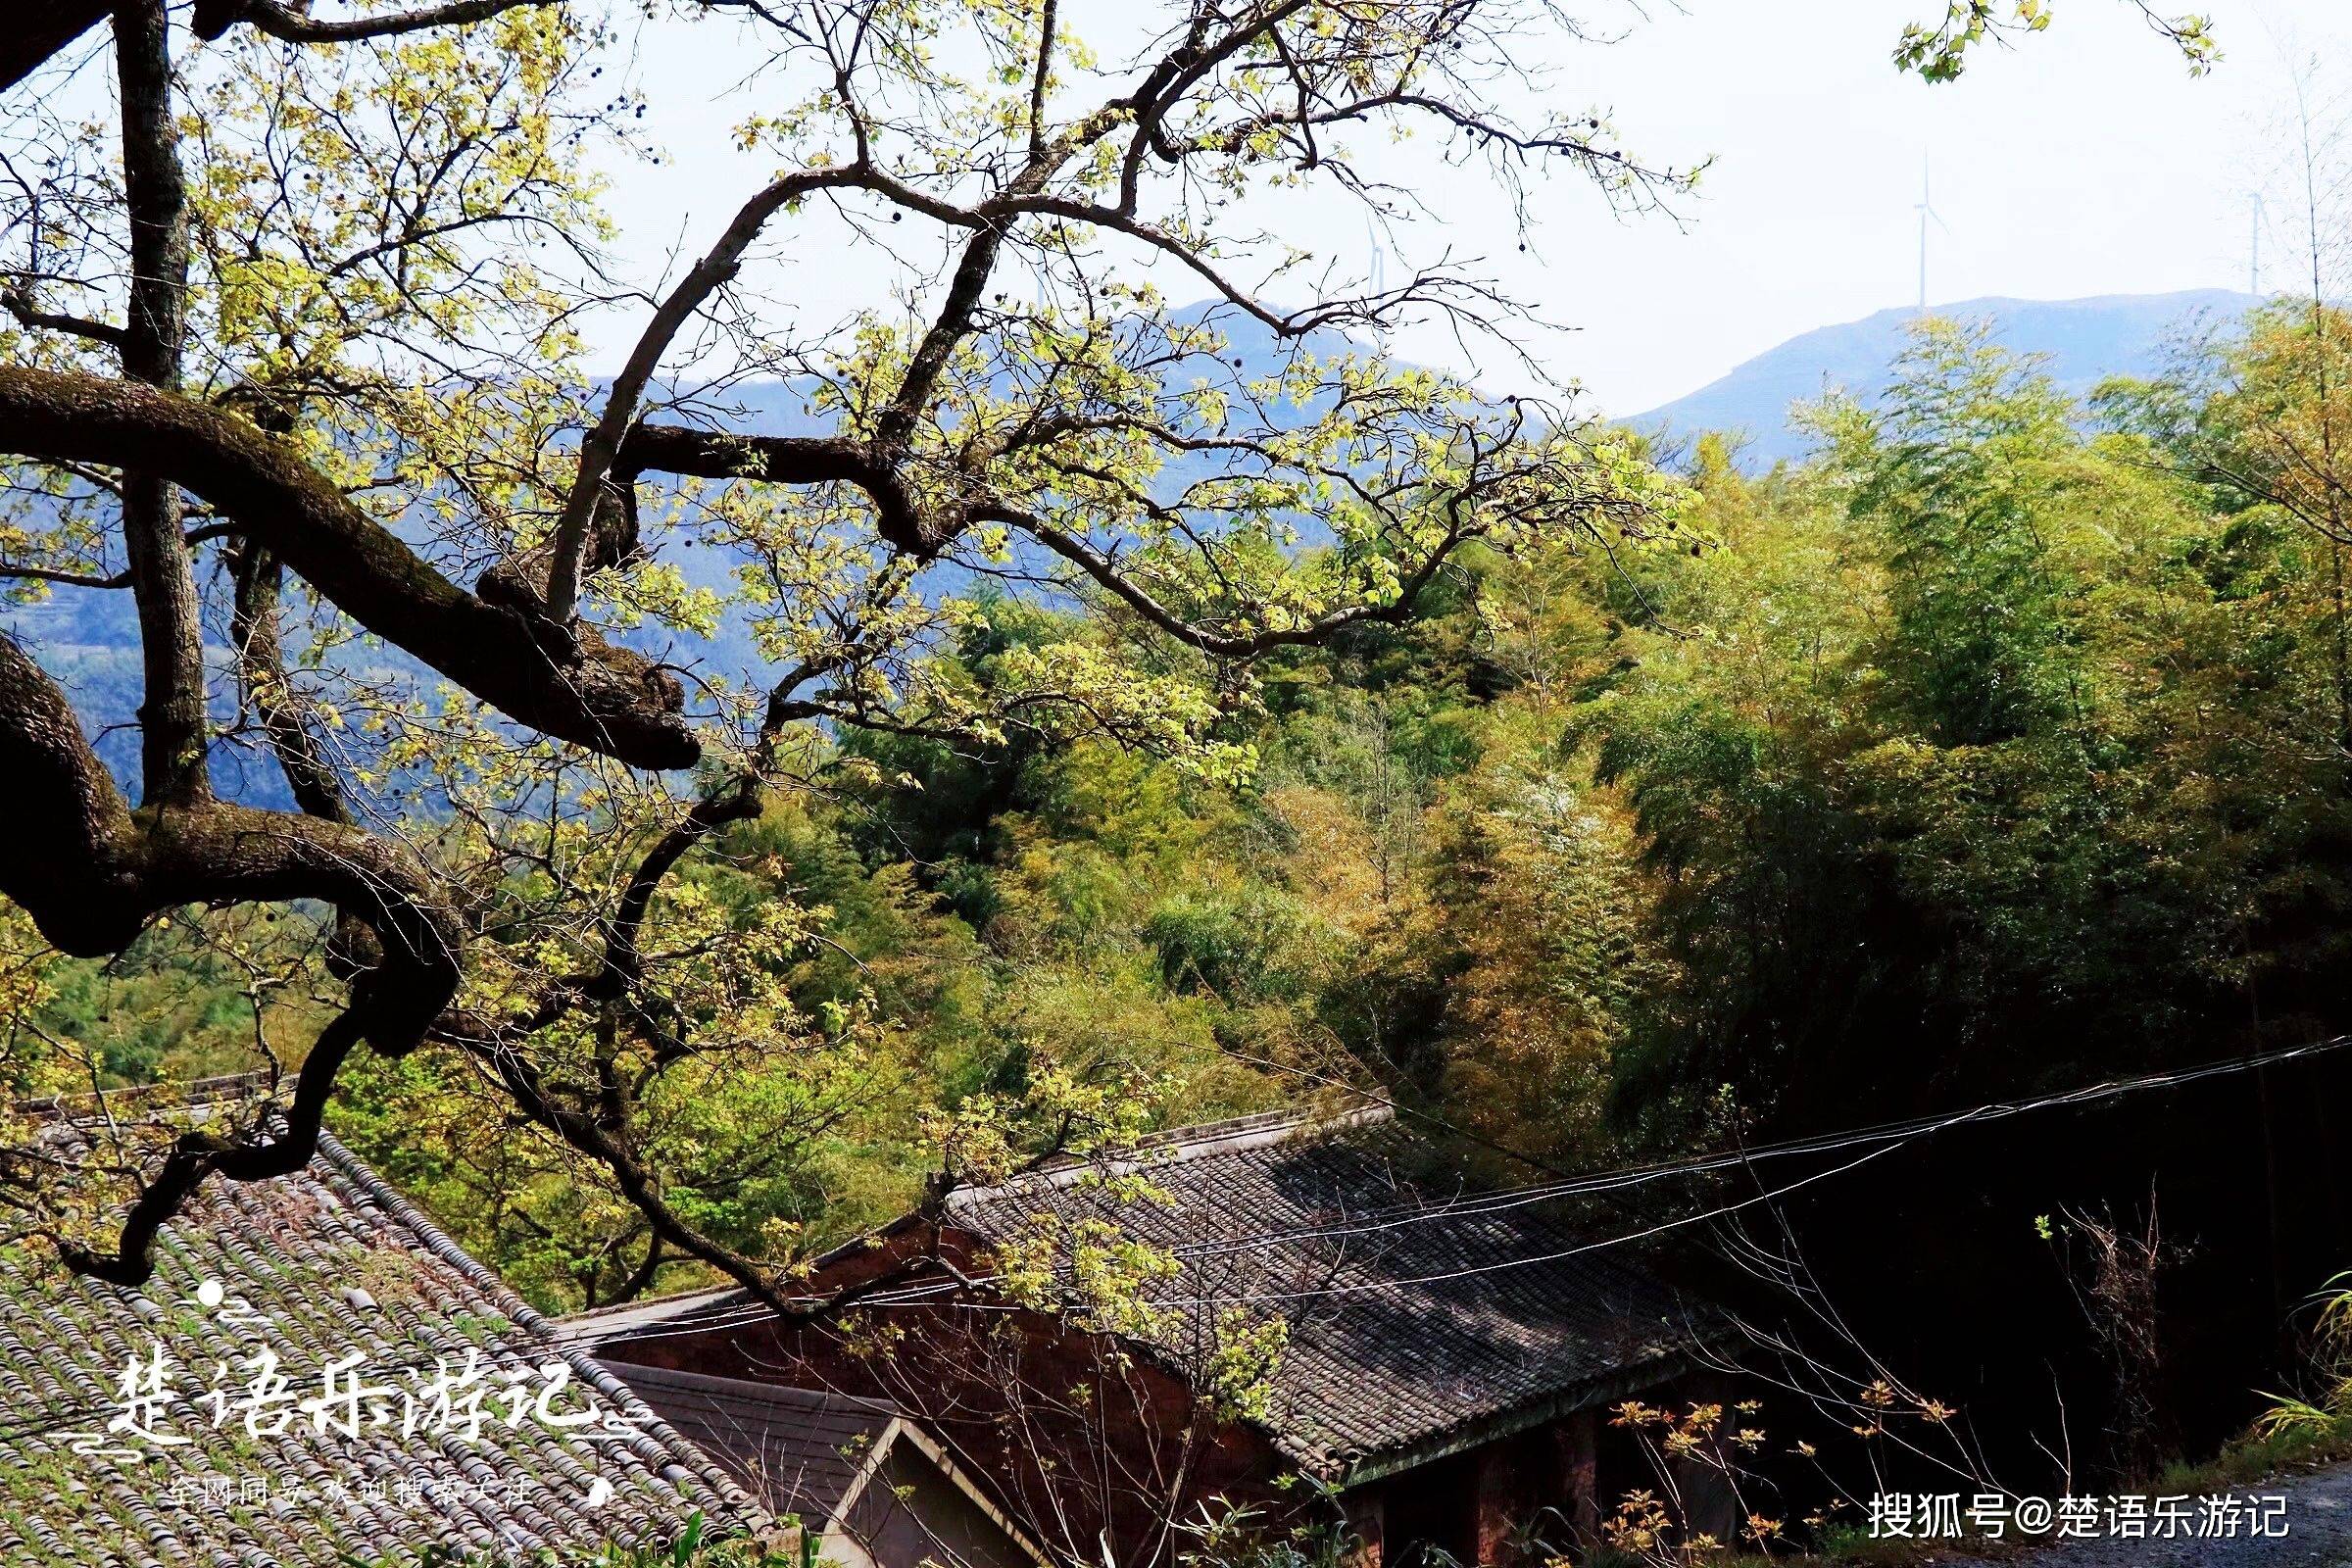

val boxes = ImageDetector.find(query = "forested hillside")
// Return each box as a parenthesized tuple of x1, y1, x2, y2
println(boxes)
(8, 0, 2343, 1541)
(36, 297, 2352, 1487)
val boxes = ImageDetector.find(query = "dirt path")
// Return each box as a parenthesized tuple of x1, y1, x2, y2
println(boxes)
(1931, 1465, 2352, 1567)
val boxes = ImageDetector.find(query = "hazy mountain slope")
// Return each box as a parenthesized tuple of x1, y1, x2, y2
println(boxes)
(1627, 289, 2258, 466)
(3, 306, 1358, 802)
(19, 293, 2258, 797)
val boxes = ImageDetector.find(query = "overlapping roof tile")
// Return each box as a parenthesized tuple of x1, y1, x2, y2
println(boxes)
(0, 1098, 769, 1566)
(941, 1106, 1717, 1477)
(605, 1366, 890, 1526)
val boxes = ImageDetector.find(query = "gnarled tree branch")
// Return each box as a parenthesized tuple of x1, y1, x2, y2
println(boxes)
(0, 634, 465, 1283)
(617, 420, 946, 556)
(0, 367, 700, 769)
(190, 0, 557, 44)
(2, 0, 561, 96)
(543, 165, 869, 623)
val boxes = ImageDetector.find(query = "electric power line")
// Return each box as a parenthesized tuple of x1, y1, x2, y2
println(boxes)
(10, 1037, 2341, 1449)
(546, 1035, 2352, 1339)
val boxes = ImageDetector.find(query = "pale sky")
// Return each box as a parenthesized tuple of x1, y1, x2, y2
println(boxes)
(588, 0, 2350, 417)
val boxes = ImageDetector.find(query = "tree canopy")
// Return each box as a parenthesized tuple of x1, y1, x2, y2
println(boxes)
(0, 0, 1706, 1299)
(0, 0, 2225, 1315)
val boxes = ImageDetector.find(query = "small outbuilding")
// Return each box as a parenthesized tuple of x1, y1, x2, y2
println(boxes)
(600, 1363, 1051, 1568)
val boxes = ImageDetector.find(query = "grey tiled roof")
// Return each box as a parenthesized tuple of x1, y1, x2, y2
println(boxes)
(0, 1104, 769, 1566)
(942, 1106, 1716, 1478)
(607, 1366, 892, 1525)
(556, 1286, 745, 1348)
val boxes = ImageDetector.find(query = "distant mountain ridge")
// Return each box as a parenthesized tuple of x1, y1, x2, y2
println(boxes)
(14, 292, 2264, 801)
(4, 304, 1361, 804)
(1626, 289, 2260, 467)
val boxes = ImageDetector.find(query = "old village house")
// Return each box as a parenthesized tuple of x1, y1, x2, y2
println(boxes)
(575, 1104, 1731, 1568)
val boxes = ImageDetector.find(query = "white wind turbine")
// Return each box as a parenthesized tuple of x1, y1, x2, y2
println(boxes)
(2249, 190, 2267, 298)
(1916, 157, 1952, 312)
